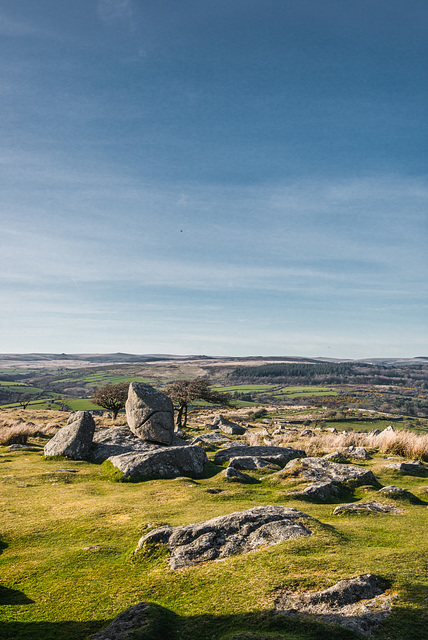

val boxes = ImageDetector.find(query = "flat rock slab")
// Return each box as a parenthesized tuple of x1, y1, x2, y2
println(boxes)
(87, 602, 151, 640)
(91, 427, 160, 462)
(44, 411, 95, 460)
(279, 457, 377, 486)
(108, 445, 208, 479)
(190, 433, 230, 445)
(275, 574, 396, 635)
(134, 505, 314, 570)
(229, 455, 284, 470)
(91, 427, 206, 479)
(214, 446, 306, 466)
(333, 501, 403, 515)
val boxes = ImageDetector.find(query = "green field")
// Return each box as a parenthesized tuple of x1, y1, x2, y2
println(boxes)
(0, 440, 427, 640)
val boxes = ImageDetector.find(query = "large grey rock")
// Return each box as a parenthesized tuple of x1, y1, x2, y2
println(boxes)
(134, 505, 314, 570)
(333, 501, 403, 515)
(91, 426, 206, 479)
(44, 411, 95, 460)
(91, 426, 159, 462)
(125, 382, 174, 445)
(214, 446, 305, 466)
(278, 457, 377, 486)
(108, 445, 208, 479)
(275, 574, 396, 635)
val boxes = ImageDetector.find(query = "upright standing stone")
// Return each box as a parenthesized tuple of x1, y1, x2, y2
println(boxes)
(44, 411, 95, 459)
(126, 382, 174, 445)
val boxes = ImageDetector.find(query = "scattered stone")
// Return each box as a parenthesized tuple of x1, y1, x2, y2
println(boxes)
(214, 446, 305, 466)
(326, 427, 338, 433)
(369, 429, 381, 436)
(134, 505, 314, 570)
(206, 488, 223, 494)
(378, 485, 407, 496)
(275, 457, 377, 487)
(190, 433, 230, 445)
(383, 425, 395, 433)
(300, 429, 314, 437)
(322, 451, 347, 462)
(44, 411, 95, 460)
(275, 574, 396, 635)
(384, 460, 427, 474)
(289, 481, 340, 501)
(44, 469, 79, 474)
(228, 455, 284, 470)
(125, 382, 174, 445)
(87, 602, 151, 640)
(7, 444, 30, 450)
(342, 446, 370, 460)
(213, 415, 247, 435)
(223, 467, 253, 483)
(82, 545, 101, 551)
(333, 501, 403, 515)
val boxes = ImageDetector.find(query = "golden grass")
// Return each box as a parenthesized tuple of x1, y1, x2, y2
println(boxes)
(248, 427, 428, 461)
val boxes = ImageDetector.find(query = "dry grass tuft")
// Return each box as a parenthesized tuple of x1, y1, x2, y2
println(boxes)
(249, 427, 428, 461)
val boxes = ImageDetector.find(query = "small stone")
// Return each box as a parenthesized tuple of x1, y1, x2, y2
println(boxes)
(333, 501, 403, 515)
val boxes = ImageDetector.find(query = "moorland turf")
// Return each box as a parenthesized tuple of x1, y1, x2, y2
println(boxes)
(1, 422, 428, 640)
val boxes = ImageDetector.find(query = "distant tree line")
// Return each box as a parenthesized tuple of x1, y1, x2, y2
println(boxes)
(229, 363, 428, 388)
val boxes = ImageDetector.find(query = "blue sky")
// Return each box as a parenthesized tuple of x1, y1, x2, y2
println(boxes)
(0, 0, 427, 358)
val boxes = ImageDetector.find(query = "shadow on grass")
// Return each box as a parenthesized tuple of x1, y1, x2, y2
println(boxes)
(0, 586, 34, 606)
(2, 601, 427, 640)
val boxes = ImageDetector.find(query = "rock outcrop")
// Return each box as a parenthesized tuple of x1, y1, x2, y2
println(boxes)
(214, 446, 306, 467)
(125, 382, 174, 445)
(91, 426, 207, 479)
(277, 457, 377, 486)
(44, 411, 95, 460)
(108, 445, 207, 480)
(275, 574, 396, 635)
(134, 505, 314, 569)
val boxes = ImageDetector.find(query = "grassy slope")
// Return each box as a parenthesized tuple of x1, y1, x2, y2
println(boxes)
(1, 436, 428, 640)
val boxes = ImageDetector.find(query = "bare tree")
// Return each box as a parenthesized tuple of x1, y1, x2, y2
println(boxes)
(93, 383, 129, 420)
(165, 378, 231, 429)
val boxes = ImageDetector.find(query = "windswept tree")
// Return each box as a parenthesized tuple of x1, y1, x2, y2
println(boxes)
(93, 383, 129, 420)
(165, 377, 231, 429)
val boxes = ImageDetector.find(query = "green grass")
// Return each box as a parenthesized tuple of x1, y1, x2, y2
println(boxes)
(1, 438, 428, 640)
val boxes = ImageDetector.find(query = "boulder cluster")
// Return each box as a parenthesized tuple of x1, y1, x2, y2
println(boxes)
(44, 383, 207, 479)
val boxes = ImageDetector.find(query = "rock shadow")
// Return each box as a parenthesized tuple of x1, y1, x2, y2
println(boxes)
(0, 585, 35, 605)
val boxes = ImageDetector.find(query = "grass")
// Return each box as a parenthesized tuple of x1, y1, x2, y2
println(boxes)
(1, 412, 428, 639)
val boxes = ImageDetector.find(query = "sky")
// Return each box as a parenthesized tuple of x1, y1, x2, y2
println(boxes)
(0, 0, 427, 358)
